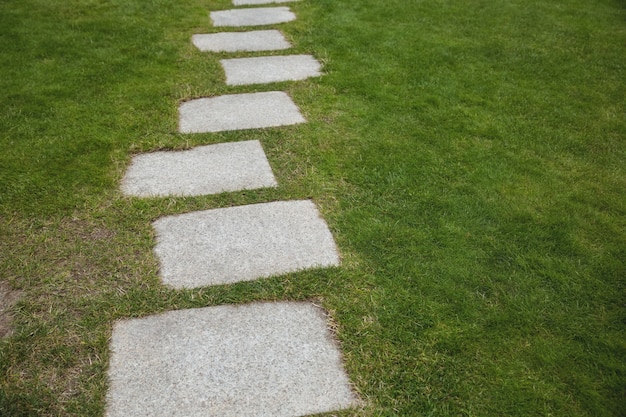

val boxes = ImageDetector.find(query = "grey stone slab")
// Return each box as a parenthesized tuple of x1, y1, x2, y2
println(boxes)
(211, 7, 295, 27)
(192, 30, 291, 52)
(120, 141, 277, 197)
(153, 200, 340, 288)
(106, 302, 359, 417)
(179, 91, 305, 133)
(221, 54, 322, 86)
(234, 0, 296, 5)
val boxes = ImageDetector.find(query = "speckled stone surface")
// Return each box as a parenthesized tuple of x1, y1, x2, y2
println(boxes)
(152, 200, 340, 288)
(233, 0, 296, 5)
(221, 54, 321, 85)
(192, 30, 291, 52)
(106, 302, 359, 417)
(210, 7, 295, 27)
(179, 91, 305, 133)
(120, 141, 277, 197)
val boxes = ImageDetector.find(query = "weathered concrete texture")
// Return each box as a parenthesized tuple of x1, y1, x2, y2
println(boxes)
(179, 91, 305, 133)
(153, 200, 340, 288)
(211, 7, 295, 27)
(106, 302, 359, 417)
(192, 30, 291, 53)
(221, 54, 322, 86)
(234, 0, 296, 5)
(120, 141, 277, 197)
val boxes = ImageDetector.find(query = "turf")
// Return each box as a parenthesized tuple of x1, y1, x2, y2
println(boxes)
(1, 0, 625, 415)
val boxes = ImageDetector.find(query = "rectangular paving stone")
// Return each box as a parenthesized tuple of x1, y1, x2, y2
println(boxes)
(211, 7, 296, 27)
(106, 302, 359, 417)
(179, 91, 305, 133)
(153, 200, 340, 288)
(221, 54, 322, 86)
(234, 0, 296, 4)
(192, 30, 291, 52)
(120, 141, 277, 197)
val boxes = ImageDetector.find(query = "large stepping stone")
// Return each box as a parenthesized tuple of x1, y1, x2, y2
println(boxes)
(179, 91, 305, 133)
(153, 200, 340, 288)
(221, 54, 322, 86)
(211, 7, 295, 27)
(192, 30, 291, 53)
(106, 302, 359, 417)
(120, 141, 277, 197)
(234, 0, 296, 5)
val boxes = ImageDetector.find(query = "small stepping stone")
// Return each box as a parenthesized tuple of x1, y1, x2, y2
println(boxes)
(120, 141, 277, 197)
(179, 91, 305, 133)
(221, 54, 322, 86)
(210, 7, 295, 27)
(153, 200, 340, 288)
(234, 0, 296, 4)
(192, 30, 291, 53)
(106, 302, 359, 417)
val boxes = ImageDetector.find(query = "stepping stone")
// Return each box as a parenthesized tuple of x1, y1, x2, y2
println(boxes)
(192, 30, 291, 53)
(234, 0, 296, 5)
(210, 7, 295, 27)
(120, 141, 277, 197)
(153, 200, 340, 288)
(221, 54, 322, 86)
(106, 302, 359, 417)
(179, 91, 305, 133)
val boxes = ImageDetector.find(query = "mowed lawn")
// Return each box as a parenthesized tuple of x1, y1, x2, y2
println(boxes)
(1, 0, 625, 415)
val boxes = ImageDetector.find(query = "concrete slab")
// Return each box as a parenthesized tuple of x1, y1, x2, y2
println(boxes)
(221, 54, 322, 86)
(120, 141, 277, 197)
(211, 7, 296, 27)
(106, 302, 359, 417)
(153, 200, 340, 288)
(192, 30, 291, 53)
(179, 91, 305, 133)
(234, 0, 296, 4)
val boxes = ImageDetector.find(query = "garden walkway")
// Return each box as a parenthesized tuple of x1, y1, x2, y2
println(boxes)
(108, 1, 359, 416)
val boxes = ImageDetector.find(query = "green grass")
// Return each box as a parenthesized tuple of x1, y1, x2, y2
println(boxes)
(1, 0, 625, 415)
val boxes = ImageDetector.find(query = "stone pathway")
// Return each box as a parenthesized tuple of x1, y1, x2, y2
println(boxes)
(221, 54, 322, 85)
(211, 7, 296, 27)
(121, 140, 277, 197)
(106, 302, 357, 417)
(234, 0, 297, 5)
(153, 200, 340, 288)
(110, 1, 358, 415)
(192, 30, 291, 52)
(179, 91, 305, 133)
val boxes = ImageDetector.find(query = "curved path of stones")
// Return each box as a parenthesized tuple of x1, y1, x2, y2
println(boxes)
(107, 1, 360, 416)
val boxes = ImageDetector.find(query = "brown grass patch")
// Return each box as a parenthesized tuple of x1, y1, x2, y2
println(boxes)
(0, 281, 22, 338)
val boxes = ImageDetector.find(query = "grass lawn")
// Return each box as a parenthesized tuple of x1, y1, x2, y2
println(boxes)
(1, 0, 625, 415)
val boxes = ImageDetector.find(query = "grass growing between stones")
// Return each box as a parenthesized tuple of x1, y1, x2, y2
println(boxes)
(1, 0, 624, 415)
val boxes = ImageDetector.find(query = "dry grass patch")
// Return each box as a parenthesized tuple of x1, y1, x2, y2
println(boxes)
(0, 281, 22, 338)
